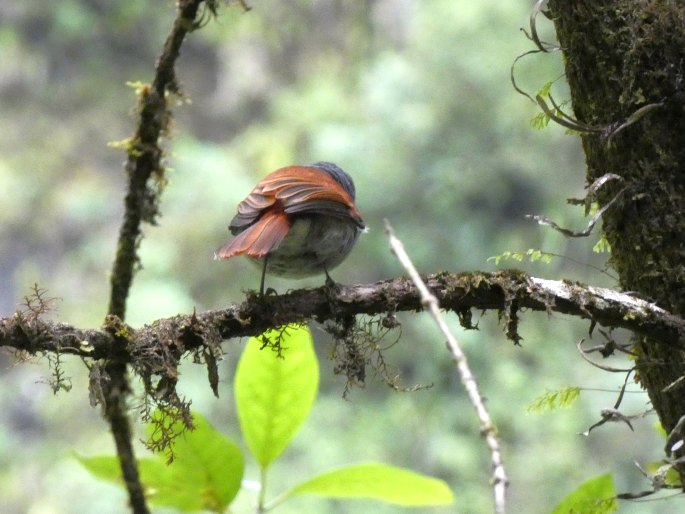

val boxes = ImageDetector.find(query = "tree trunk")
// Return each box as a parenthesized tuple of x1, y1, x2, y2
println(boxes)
(548, 0, 685, 439)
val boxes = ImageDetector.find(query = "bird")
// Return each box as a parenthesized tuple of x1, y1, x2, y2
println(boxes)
(215, 162, 366, 294)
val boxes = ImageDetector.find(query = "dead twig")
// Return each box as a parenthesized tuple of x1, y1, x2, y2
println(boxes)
(385, 220, 508, 514)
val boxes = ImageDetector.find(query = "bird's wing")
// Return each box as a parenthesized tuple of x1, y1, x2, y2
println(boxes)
(264, 166, 364, 225)
(216, 210, 291, 259)
(229, 166, 364, 234)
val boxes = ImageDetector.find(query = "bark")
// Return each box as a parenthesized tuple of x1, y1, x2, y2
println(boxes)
(547, 1, 685, 437)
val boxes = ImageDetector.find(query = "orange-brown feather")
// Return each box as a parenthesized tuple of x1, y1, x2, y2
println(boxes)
(215, 211, 291, 259)
(269, 167, 363, 225)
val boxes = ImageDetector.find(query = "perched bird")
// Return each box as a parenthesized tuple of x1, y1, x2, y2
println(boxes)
(215, 162, 365, 294)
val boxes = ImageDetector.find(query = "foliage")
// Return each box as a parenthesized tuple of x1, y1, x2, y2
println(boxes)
(77, 412, 244, 513)
(78, 325, 453, 512)
(527, 387, 581, 413)
(531, 111, 553, 130)
(488, 248, 555, 266)
(288, 462, 453, 506)
(593, 234, 612, 254)
(551, 474, 618, 514)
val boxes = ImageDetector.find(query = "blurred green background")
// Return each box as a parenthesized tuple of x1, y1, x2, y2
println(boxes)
(0, 1, 669, 513)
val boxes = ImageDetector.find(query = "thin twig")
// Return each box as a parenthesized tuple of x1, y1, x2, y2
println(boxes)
(535, 94, 602, 133)
(384, 220, 508, 514)
(529, 0, 557, 53)
(526, 186, 626, 238)
(109, 0, 212, 318)
(510, 49, 544, 104)
(576, 339, 635, 373)
(607, 101, 664, 143)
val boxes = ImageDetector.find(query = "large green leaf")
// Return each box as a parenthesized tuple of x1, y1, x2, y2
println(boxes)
(289, 462, 454, 506)
(149, 412, 244, 512)
(75, 454, 128, 482)
(551, 474, 617, 514)
(76, 412, 244, 513)
(75, 455, 173, 504)
(235, 324, 319, 468)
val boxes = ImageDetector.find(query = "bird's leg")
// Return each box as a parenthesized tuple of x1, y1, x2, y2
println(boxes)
(324, 265, 340, 291)
(259, 257, 268, 296)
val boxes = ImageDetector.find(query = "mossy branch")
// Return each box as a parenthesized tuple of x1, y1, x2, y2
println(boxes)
(108, 0, 217, 319)
(4, 271, 684, 362)
(103, 2, 218, 513)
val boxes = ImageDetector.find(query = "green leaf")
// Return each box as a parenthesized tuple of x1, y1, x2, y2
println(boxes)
(75, 454, 124, 482)
(76, 413, 244, 513)
(76, 455, 177, 505)
(551, 474, 617, 514)
(488, 249, 554, 266)
(593, 234, 612, 254)
(487, 254, 503, 265)
(235, 324, 319, 468)
(289, 463, 454, 506)
(531, 111, 551, 129)
(147, 412, 244, 512)
(537, 81, 553, 99)
(527, 249, 553, 264)
(527, 387, 581, 413)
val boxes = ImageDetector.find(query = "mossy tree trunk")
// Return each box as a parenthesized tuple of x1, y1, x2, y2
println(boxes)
(548, 1, 685, 440)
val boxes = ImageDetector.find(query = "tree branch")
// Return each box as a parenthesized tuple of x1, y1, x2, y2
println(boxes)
(3, 271, 684, 361)
(103, 2, 215, 512)
(109, 0, 214, 318)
